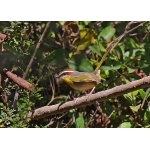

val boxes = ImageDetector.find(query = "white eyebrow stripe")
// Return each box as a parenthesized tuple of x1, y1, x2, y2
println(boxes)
(57, 70, 75, 77)
(62, 71, 74, 73)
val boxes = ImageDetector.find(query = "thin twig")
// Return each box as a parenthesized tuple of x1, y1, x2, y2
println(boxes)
(63, 118, 73, 128)
(57, 112, 68, 120)
(141, 88, 150, 109)
(94, 21, 146, 74)
(104, 110, 115, 126)
(47, 76, 55, 105)
(23, 21, 51, 79)
(45, 119, 55, 128)
(13, 22, 51, 109)
(86, 109, 98, 127)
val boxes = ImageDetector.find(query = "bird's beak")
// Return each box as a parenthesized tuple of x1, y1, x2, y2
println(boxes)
(55, 74, 61, 78)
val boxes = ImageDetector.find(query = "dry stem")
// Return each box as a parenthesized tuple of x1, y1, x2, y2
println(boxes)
(23, 22, 51, 79)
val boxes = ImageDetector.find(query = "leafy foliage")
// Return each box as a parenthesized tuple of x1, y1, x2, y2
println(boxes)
(0, 21, 150, 128)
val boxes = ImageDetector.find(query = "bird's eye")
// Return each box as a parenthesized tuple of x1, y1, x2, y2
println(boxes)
(55, 72, 66, 78)
(55, 70, 74, 78)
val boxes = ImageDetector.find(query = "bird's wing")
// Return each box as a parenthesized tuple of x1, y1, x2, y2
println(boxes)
(69, 74, 96, 83)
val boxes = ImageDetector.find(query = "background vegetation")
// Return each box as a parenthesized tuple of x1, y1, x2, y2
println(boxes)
(0, 21, 150, 128)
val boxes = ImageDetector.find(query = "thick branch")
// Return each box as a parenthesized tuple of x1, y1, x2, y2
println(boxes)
(12, 22, 51, 109)
(3, 68, 33, 92)
(29, 76, 150, 120)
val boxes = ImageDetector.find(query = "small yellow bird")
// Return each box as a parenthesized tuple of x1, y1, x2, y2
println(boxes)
(56, 69, 101, 95)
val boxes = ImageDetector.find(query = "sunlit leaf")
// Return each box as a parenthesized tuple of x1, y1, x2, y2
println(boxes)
(101, 65, 121, 71)
(129, 104, 141, 113)
(139, 89, 146, 99)
(98, 26, 116, 42)
(123, 93, 134, 104)
(132, 90, 139, 97)
(119, 122, 132, 128)
(76, 28, 97, 51)
(111, 65, 121, 70)
(129, 38, 139, 49)
(127, 67, 136, 73)
(75, 113, 85, 128)
(89, 41, 106, 56)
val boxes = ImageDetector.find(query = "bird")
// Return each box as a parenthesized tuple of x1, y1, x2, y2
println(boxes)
(55, 36, 120, 96)
(55, 69, 101, 101)
(55, 22, 142, 102)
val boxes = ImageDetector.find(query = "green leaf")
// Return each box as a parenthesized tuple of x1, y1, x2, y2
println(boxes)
(129, 104, 141, 113)
(139, 89, 146, 99)
(129, 38, 139, 49)
(89, 41, 106, 56)
(75, 113, 85, 128)
(45, 49, 67, 68)
(101, 66, 113, 71)
(132, 90, 139, 97)
(119, 122, 132, 128)
(68, 54, 93, 72)
(111, 65, 121, 70)
(123, 93, 134, 104)
(124, 90, 139, 105)
(127, 67, 136, 73)
(101, 65, 121, 71)
(144, 106, 150, 124)
(145, 88, 150, 99)
(98, 26, 116, 42)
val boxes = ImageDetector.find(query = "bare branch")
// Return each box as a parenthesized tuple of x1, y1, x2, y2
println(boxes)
(47, 76, 56, 105)
(12, 22, 51, 109)
(94, 21, 146, 74)
(23, 22, 51, 79)
(29, 76, 150, 120)
(3, 68, 33, 92)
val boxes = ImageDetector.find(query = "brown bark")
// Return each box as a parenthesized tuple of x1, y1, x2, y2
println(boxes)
(3, 68, 33, 92)
(29, 76, 150, 120)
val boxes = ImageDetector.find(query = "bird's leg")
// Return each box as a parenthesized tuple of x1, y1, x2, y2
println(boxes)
(74, 87, 95, 104)
(85, 86, 95, 101)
